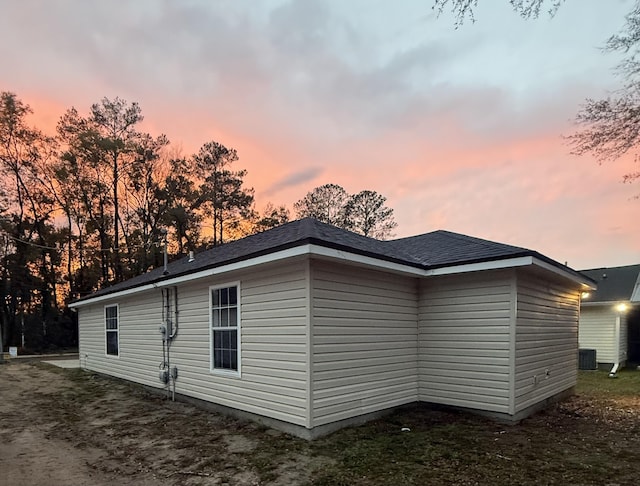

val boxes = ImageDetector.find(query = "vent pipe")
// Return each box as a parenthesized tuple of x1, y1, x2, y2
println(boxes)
(188, 250, 195, 262)
(161, 229, 168, 275)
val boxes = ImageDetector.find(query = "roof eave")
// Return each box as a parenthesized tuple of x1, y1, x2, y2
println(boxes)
(69, 236, 426, 307)
(69, 241, 428, 309)
(425, 253, 594, 289)
(70, 242, 589, 309)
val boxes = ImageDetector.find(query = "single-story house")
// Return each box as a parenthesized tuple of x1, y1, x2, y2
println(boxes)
(70, 218, 593, 438)
(578, 264, 640, 371)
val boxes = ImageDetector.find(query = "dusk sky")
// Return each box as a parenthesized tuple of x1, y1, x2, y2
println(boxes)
(1, 0, 638, 270)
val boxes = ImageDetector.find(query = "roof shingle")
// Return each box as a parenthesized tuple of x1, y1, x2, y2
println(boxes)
(579, 264, 640, 303)
(76, 218, 582, 302)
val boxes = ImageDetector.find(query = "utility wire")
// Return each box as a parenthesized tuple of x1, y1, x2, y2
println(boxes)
(1, 233, 58, 251)
(1, 232, 162, 253)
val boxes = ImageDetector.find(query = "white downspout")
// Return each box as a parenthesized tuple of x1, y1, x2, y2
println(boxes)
(609, 312, 622, 377)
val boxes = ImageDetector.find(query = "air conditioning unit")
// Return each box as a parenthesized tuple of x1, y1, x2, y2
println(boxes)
(578, 349, 597, 370)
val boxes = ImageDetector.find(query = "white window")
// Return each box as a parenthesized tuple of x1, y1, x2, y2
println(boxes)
(210, 284, 240, 374)
(105, 304, 119, 356)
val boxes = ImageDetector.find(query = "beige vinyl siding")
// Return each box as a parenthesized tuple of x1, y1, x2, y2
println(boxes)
(514, 270, 580, 413)
(418, 270, 514, 414)
(78, 292, 164, 388)
(579, 306, 628, 364)
(311, 260, 419, 427)
(168, 259, 309, 426)
(79, 259, 310, 427)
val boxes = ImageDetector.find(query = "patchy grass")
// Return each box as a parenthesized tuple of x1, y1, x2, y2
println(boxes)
(307, 370, 640, 486)
(7, 363, 640, 485)
(576, 368, 640, 396)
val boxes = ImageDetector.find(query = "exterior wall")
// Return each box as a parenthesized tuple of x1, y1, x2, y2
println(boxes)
(514, 270, 580, 414)
(310, 260, 419, 427)
(79, 259, 310, 427)
(579, 306, 628, 365)
(77, 255, 585, 434)
(78, 292, 164, 388)
(418, 270, 514, 414)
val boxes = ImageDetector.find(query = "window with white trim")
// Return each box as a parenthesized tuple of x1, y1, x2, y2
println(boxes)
(210, 285, 239, 372)
(105, 304, 119, 356)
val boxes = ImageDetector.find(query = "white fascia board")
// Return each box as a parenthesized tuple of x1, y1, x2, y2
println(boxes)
(153, 244, 426, 286)
(307, 244, 425, 276)
(423, 256, 534, 276)
(69, 242, 587, 308)
(530, 256, 596, 289)
(153, 245, 314, 287)
(68, 283, 157, 308)
(69, 245, 313, 308)
(69, 244, 427, 308)
(424, 255, 591, 289)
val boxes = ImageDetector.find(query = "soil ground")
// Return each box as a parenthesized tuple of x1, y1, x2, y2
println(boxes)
(1, 361, 639, 485)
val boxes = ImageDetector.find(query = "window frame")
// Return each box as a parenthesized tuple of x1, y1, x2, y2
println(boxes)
(104, 304, 120, 358)
(209, 282, 241, 377)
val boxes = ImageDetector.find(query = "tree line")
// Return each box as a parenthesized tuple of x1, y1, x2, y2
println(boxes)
(0, 92, 396, 354)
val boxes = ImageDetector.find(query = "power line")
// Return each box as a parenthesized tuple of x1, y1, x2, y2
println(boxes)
(0, 232, 160, 253)
(1, 233, 58, 251)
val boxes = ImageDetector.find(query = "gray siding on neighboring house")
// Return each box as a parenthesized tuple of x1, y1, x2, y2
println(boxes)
(579, 306, 628, 365)
(78, 292, 164, 388)
(514, 270, 580, 414)
(418, 270, 514, 414)
(310, 260, 419, 427)
(80, 259, 310, 427)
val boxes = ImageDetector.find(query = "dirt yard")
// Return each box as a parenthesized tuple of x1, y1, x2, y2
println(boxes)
(1, 361, 639, 485)
(0, 361, 320, 486)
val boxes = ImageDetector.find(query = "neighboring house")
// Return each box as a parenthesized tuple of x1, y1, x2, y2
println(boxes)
(70, 218, 593, 439)
(579, 264, 640, 371)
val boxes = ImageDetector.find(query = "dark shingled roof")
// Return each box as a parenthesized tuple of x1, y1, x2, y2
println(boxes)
(385, 230, 532, 268)
(75, 218, 583, 302)
(579, 264, 640, 303)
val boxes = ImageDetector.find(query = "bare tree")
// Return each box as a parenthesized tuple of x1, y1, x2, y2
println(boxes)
(294, 183, 350, 226)
(193, 141, 255, 246)
(295, 184, 397, 238)
(0, 91, 59, 349)
(161, 157, 203, 255)
(90, 97, 144, 282)
(433, 0, 564, 25)
(253, 203, 290, 233)
(435, 0, 640, 190)
(342, 190, 397, 239)
(568, 4, 640, 188)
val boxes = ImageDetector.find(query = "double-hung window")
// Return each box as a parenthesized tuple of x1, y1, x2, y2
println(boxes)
(210, 284, 240, 374)
(105, 304, 119, 356)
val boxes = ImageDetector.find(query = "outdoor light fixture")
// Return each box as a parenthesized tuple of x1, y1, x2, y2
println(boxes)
(581, 291, 591, 299)
(616, 302, 629, 313)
